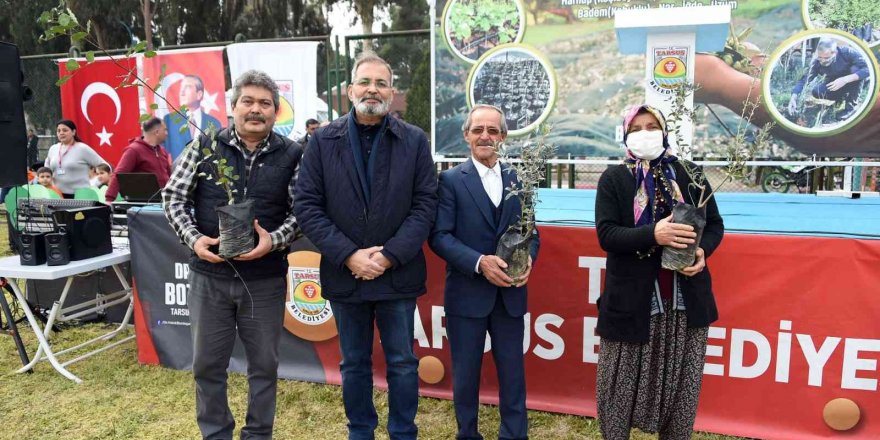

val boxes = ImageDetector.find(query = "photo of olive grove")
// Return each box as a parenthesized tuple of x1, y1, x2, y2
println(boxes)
(470, 48, 554, 133)
(806, 0, 880, 46)
(444, 0, 522, 62)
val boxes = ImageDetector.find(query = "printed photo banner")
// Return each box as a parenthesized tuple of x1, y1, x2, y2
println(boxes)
(226, 42, 320, 140)
(58, 56, 142, 167)
(139, 47, 228, 159)
(432, 0, 880, 158)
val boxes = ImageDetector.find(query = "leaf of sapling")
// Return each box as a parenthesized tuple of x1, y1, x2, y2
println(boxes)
(150, 103, 159, 110)
(65, 58, 79, 72)
(139, 113, 151, 122)
(71, 31, 88, 42)
(85, 51, 94, 62)
(56, 75, 72, 86)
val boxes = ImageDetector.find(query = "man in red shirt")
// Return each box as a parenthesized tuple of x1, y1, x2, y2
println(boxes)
(106, 117, 171, 203)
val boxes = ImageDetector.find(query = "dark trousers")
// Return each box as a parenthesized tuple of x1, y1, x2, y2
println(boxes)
(330, 298, 419, 440)
(188, 271, 286, 440)
(447, 294, 528, 440)
(812, 79, 863, 110)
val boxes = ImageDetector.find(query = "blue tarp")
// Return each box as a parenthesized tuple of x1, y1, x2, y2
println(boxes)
(536, 189, 880, 239)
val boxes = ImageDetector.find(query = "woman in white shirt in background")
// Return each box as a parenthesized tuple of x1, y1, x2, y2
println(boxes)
(44, 119, 108, 198)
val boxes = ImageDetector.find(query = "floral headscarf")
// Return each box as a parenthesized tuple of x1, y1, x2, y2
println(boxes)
(622, 104, 684, 226)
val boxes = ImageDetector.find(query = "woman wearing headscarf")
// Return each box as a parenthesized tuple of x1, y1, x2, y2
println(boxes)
(44, 119, 108, 198)
(594, 104, 724, 439)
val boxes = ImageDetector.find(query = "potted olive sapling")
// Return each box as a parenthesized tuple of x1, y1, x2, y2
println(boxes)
(661, 81, 774, 270)
(192, 136, 255, 259)
(495, 124, 555, 278)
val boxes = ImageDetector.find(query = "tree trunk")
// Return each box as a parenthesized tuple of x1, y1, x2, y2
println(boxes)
(141, 0, 154, 51)
(361, 11, 374, 48)
(92, 21, 108, 51)
(66, 0, 84, 52)
(356, 0, 377, 48)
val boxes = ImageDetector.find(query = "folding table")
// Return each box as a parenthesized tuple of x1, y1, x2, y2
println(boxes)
(0, 242, 133, 383)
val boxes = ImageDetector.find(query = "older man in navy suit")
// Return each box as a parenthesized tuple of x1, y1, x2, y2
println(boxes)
(294, 51, 437, 440)
(430, 104, 539, 440)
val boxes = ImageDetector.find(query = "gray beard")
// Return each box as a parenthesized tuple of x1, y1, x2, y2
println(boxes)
(355, 99, 390, 116)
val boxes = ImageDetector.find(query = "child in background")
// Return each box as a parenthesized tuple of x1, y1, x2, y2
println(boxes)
(37, 167, 64, 198)
(92, 163, 111, 188)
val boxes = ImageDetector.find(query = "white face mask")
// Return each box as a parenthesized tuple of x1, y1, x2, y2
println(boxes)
(626, 129, 665, 160)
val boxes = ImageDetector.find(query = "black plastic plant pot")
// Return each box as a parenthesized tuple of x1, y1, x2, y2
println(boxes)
(216, 199, 255, 259)
(495, 228, 533, 280)
(661, 203, 706, 271)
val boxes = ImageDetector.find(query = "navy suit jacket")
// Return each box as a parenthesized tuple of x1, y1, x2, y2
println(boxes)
(294, 114, 438, 302)
(429, 159, 540, 318)
(163, 112, 222, 159)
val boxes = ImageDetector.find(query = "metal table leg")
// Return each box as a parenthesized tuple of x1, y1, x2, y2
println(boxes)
(7, 263, 136, 383)
(6, 276, 83, 383)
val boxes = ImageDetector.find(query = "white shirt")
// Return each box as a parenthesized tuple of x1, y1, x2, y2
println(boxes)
(189, 108, 203, 133)
(471, 158, 503, 273)
(472, 158, 503, 207)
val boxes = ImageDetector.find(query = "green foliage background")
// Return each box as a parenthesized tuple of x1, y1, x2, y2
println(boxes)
(808, 0, 880, 30)
(406, 50, 432, 134)
(446, 0, 520, 49)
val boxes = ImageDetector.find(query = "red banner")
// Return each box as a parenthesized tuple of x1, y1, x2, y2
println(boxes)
(141, 48, 227, 159)
(317, 230, 880, 439)
(59, 57, 141, 167)
(132, 216, 880, 439)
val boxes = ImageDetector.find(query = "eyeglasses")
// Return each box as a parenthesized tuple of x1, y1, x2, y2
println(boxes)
(469, 126, 501, 136)
(354, 78, 391, 90)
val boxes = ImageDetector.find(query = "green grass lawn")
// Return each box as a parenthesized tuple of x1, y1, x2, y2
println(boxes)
(0, 219, 744, 440)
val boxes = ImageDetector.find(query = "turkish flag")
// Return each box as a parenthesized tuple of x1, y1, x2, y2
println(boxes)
(59, 57, 141, 167)
(141, 48, 227, 158)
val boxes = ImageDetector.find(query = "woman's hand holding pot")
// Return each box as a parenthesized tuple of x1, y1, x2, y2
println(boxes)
(678, 247, 706, 277)
(654, 214, 696, 249)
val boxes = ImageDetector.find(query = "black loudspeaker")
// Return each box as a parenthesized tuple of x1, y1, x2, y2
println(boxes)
(52, 206, 112, 261)
(45, 232, 71, 266)
(19, 232, 46, 266)
(0, 42, 30, 187)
